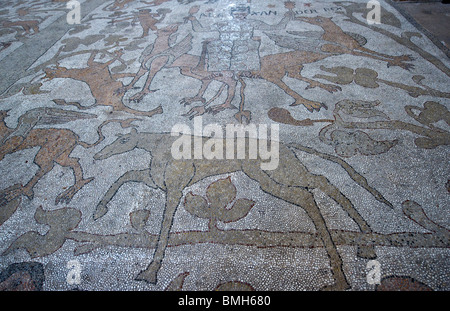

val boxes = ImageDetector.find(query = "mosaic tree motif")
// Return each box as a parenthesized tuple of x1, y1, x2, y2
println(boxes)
(183, 177, 256, 229)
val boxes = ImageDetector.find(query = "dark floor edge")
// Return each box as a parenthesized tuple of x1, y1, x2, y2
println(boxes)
(387, 0, 450, 58)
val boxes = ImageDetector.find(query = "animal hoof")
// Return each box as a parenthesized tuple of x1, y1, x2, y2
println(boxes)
(135, 268, 158, 284)
(129, 93, 145, 103)
(322, 84, 342, 93)
(234, 110, 251, 124)
(183, 105, 207, 119)
(151, 105, 163, 116)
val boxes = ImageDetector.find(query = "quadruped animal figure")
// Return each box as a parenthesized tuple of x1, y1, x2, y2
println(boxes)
(235, 16, 414, 116)
(126, 13, 414, 123)
(0, 108, 140, 207)
(43, 50, 163, 118)
(93, 128, 393, 290)
(0, 108, 96, 205)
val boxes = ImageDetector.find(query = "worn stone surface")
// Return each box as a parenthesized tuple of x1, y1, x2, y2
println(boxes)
(0, 0, 449, 291)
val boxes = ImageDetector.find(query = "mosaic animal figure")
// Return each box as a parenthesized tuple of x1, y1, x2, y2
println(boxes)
(105, 0, 134, 11)
(296, 16, 413, 69)
(128, 7, 294, 121)
(0, 108, 96, 205)
(176, 4, 294, 120)
(178, 15, 415, 121)
(93, 128, 393, 290)
(118, 21, 239, 116)
(111, 8, 171, 38)
(0, 107, 140, 208)
(237, 16, 414, 114)
(44, 50, 163, 117)
(0, 19, 40, 36)
(115, 23, 193, 102)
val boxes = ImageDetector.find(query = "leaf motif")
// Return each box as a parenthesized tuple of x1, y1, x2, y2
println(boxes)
(206, 177, 236, 210)
(189, 5, 200, 15)
(217, 198, 256, 223)
(402, 200, 449, 238)
(315, 66, 354, 85)
(354, 68, 379, 88)
(412, 75, 425, 85)
(130, 210, 150, 231)
(104, 34, 127, 46)
(3, 206, 81, 258)
(184, 192, 210, 219)
(111, 63, 127, 73)
(184, 178, 255, 223)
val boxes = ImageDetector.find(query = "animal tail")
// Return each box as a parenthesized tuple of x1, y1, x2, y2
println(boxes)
(78, 118, 142, 149)
(286, 142, 393, 209)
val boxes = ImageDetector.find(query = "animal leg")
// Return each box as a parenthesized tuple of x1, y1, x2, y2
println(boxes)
(31, 24, 39, 35)
(116, 104, 163, 118)
(135, 161, 195, 284)
(135, 189, 183, 284)
(54, 149, 94, 205)
(53, 99, 92, 110)
(140, 25, 151, 38)
(242, 162, 350, 290)
(356, 46, 414, 63)
(351, 49, 414, 70)
(20, 162, 55, 200)
(114, 67, 148, 96)
(234, 76, 251, 124)
(183, 83, 226, 119)
(287, 68, 341, 94)
(207, 75, 238, 114)
(179, 78, 211, 106)
(93, 169, 156, 220)
(129, 55, 170, 103)
(305, 174, 376, 259)
(263, 75, 326, 112)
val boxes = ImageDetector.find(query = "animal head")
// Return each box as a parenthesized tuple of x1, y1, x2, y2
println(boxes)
(43, 66, 68, 81)
(296, 16, 333, 26)
(94, 128, 140, 160)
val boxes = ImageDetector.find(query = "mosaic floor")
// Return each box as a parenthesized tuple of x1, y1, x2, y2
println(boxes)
(0, 0, 448, 291)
